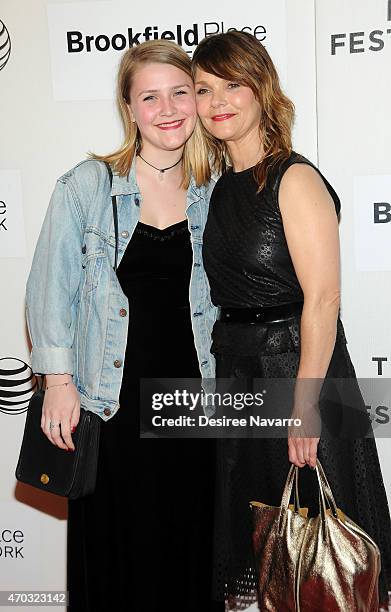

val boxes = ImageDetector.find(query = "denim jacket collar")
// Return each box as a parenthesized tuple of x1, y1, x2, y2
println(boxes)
(111, 155, 139, 196)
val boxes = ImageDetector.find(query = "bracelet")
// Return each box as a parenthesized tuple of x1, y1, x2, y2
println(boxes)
(45, 382, 70, 390)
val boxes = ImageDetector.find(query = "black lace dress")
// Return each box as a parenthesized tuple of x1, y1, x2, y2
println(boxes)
(67, 220, 222, 611)
(203, 152, 391, 609)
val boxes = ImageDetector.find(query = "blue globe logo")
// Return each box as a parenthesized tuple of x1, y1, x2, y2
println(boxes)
(0, 20, 11, 72)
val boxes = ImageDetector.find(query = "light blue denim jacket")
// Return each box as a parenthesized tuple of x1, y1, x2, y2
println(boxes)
(25, 157, 218, 421)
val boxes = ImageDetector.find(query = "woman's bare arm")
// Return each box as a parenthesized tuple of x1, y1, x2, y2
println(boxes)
(279, 163, 341, 468)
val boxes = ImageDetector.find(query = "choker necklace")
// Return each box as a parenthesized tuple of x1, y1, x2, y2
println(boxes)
(138, 154, 182, 181)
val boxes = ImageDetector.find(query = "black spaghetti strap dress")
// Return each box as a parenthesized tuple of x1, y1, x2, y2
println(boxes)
(203, 152, 391, 610)
(67, 219, 222, 611)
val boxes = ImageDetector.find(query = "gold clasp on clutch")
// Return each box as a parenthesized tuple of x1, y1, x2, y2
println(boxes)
(40, 473, 50, 485)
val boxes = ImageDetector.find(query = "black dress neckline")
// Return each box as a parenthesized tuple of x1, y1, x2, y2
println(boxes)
(134, 219, 189, 242)
(230, 165, 256, 177)
(137, 219, 188, 232)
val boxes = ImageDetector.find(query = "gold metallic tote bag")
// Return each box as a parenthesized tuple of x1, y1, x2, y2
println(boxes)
(250, 459, 381, 611)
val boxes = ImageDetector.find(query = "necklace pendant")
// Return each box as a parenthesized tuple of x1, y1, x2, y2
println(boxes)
(158, 170, 165, 181)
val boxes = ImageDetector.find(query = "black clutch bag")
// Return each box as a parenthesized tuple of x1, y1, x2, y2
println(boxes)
(15, 384, 101, 500)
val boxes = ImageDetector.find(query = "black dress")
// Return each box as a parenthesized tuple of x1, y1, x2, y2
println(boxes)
(67, 220, 222, 611)
(204, 153, 391, 609)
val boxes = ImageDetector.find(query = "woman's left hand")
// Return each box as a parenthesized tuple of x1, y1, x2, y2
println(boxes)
(288, 404, 321, 468)
(288, 434, 320, 469)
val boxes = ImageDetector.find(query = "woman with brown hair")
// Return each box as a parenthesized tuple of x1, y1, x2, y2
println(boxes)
(191, 31, 391, 610)
(26, 40, 221, 611)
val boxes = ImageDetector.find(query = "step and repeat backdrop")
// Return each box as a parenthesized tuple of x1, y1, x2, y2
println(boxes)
(0, 0, 390, 606)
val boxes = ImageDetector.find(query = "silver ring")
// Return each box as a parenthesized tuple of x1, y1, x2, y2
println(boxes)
(49, 421, 60, 431)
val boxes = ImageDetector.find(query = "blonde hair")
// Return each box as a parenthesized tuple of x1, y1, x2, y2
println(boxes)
(90, 40, 210, 188)
(192, 31, 295, 191)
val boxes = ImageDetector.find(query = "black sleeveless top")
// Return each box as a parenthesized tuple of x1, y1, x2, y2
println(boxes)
(203, 152, 341, 308)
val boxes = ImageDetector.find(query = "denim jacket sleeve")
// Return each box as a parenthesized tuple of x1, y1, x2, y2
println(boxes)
(204, 178, 219, 375)
(26, 177, 85, 375)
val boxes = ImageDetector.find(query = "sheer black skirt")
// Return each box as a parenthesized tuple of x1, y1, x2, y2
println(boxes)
(211, 314, 391, 610)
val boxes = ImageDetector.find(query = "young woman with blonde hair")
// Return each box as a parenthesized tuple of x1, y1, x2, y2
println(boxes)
(26, 40, 221, 611)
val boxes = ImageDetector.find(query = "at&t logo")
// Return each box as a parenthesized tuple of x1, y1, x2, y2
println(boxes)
(0, 358, 36, 415)
(0, 20, 11, 71)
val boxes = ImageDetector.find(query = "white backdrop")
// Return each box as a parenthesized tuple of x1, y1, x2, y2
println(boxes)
(0, 0, 390, 608)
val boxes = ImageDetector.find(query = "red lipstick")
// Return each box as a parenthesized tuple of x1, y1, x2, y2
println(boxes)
(211, 114, 236, 122)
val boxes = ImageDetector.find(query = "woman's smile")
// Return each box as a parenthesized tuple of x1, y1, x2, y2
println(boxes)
(156, 119, 186, 130)
(211, 113, 237, 122)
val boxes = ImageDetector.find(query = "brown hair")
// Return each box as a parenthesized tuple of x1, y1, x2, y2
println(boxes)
(90, 40, 210, 188)
(192, 31, 295, 191)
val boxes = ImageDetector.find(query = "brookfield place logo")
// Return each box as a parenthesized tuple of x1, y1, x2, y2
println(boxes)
(0, 19, 11, 71)
(66, 22, 267, 54)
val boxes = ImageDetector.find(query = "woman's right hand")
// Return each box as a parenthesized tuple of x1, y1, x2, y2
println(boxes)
(41, 374, 80, 451)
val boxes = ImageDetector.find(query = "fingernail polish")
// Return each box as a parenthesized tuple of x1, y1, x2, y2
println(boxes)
(71, 426, 76, 433)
